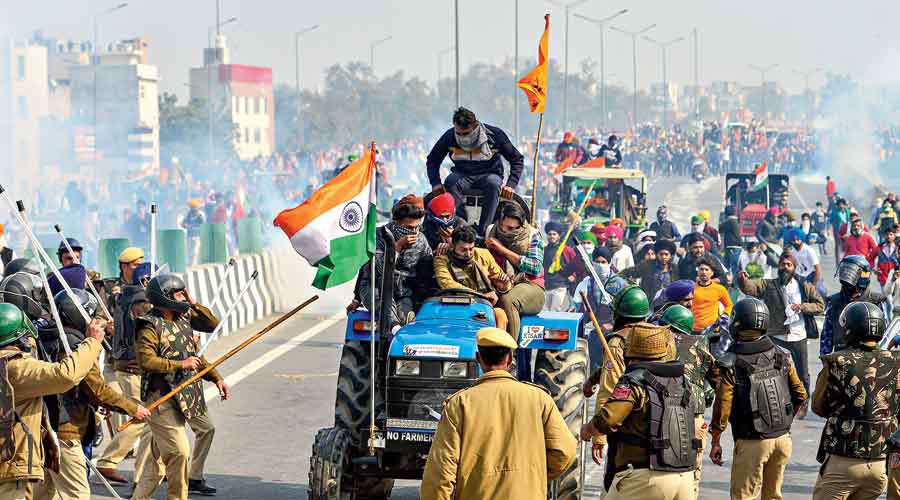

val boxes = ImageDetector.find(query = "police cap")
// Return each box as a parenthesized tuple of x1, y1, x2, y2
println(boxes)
(476, 327, 518, 350)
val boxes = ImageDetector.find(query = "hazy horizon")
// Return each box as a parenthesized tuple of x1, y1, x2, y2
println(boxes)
(6, 0, 900, 102)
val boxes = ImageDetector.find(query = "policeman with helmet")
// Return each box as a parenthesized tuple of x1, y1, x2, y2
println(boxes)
(710, 297, 808, 500)
(0, 302, 105, 500)
(132, 274, 228, 500)
(821, 255, 886, 355)
(811, 302, 899, 499)
(32, 289, 149, 500)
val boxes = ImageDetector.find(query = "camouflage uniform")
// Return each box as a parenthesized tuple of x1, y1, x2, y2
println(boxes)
(811, 344, 900, 500)
(674, 331, 720, 499)
(132, 305, 222, 500)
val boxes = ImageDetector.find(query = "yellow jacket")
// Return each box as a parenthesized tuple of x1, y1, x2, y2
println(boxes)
(420, 370, 577, 500)
(0, 338, 102, 483)
(433, 248, 504, 293)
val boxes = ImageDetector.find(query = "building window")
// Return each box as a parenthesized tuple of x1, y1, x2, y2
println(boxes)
(232, 96, 238, 113)
(244, 127, 250, 143)
(17, 96, 28, 118)
(262, 98, 267, 114)
(16, 56, 25, 80)
(253, 97, 259, 114)
(254, 128, 261, 144)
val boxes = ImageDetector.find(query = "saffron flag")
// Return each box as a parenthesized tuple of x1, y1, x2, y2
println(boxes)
(552, 153, 575, 175)
(581, 156, 606, 168)
(749, 161, 768, 192)
(517, 14, 550, 113)
(273, 147, 377, 289)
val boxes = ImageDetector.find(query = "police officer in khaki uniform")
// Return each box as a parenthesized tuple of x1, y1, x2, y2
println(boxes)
(132, 275, 228, 500)
(0, 303, 106, 500)
(811, 302, 899, 500)
(97, 248, 153, 485)
(33, 289, 150, 500)
(579, 317, 697, 499)
(582, 285, 676, 489)
(420, 327, 577, 500)
(709, 297, 808, 500)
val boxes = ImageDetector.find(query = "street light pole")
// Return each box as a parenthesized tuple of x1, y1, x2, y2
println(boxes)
(793, 67, 823, 125)
(610, 23, 655, 128)
(370, 36, 393, 74)
(514, 0, 519, 144)
(573, 10, 628, 125)
(556, 0, 594, 129)
(455, 0, 460, 108)
(749, 63, 779, 122)
(295, 25, 319, 150)
(644, 35, 686, 131)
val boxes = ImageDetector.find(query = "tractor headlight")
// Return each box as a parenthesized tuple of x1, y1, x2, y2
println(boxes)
(394, 360, 420, 376)
(442, 361, 468, 378)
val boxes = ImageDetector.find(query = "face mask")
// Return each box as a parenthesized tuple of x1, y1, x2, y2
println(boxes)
(583, 243, 595, 255)
(449, 251, 473, 267)
(593, 262, 611, 280)
(455, 124, 483, 149)
(427, 213, 455, 229)
(691, 225, 701, 233)
(851, 228, 862, 236)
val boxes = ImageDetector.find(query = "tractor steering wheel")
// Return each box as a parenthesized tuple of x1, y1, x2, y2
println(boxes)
(432, 288, 492, 302)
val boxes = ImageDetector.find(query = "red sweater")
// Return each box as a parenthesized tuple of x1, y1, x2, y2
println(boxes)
(842, 233, 879, 266)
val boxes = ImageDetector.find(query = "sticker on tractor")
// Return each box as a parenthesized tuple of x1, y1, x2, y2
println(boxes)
(386, 430, 434, 443)
(519, 325, 545, 347)
(403, 344, 460, 358)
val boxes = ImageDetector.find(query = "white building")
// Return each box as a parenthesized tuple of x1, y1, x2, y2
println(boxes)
(70, 38, 159, 176)
(0, 38, 49, 200)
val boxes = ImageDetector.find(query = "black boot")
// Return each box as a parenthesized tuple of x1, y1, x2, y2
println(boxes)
(188, 479, 217, 496)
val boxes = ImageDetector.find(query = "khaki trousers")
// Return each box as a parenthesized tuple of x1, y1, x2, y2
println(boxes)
(693, 416, 708, 500)
(33, 439, 90, 500)
(96, 370, 152, 477)
(0, 480, 29, 500)
(498, 281, 545, 340)
(888, 452, 900, 499)
(731, 434, 793, 500)
(603, 465, 695, 500)
(132, 397, 190, 500)
(813, 454, 887, 500)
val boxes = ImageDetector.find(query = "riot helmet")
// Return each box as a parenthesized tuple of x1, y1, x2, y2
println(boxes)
(57, 237, 83, 261)
(613, 285, 650, 320)
(730, 297, 770, 336)
(837, 255, 872, 294)
(3, 258, 41, 279)
(0, 272, 47, 320)
(659, 304, 695, 335)
(146, 274, 190, 313)
(0, 303, 37, 348)
(839, 301, 886, 344)
(54, 289, 98, 333)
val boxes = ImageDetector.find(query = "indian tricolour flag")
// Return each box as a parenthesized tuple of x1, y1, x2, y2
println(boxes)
(273, 148, 376, 289)
(749, 161, 769, 192)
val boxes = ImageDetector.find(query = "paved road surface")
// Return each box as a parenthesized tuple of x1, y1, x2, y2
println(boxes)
(91, 174, 854, 499)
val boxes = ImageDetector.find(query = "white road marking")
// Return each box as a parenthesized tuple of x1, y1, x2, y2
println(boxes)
(203, 312, 344, 401)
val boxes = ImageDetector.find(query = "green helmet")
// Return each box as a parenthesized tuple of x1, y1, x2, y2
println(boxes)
(659, 304, 695, 335)
(0, 303, 37, 347)
(613, 285, 650, 319)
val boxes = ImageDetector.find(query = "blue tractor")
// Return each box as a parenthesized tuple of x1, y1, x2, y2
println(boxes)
(308, 194, 589, 499)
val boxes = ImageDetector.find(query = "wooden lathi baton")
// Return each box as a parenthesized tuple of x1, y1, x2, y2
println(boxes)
(579, 290, 613, 363)
(118, 295, 319, 431)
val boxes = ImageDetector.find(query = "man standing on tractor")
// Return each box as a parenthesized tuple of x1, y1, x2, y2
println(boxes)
(649, 205, 682, 242)
(421, 327, 576, 500)
(426, 107, 525, 236)
(597, 134, 623, 167)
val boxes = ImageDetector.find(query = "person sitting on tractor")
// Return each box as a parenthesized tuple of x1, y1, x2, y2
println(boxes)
(426, 107, 525, 235)
(356, 196, 433, 330)
(485, 202, 546, 380)
(421, 192, 466, 255)
(433, 225, 510, 330)
(597, 134, 623, 167)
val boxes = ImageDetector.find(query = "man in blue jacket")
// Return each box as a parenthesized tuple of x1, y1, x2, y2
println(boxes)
(427, 107, 525, 235)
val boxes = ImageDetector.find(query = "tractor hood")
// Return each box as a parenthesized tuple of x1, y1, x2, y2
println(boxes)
(389, 318, 481, 360)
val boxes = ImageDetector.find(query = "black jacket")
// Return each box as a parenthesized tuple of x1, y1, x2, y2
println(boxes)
(719, 217, 742, 248)
(677, 252, 728, 283)
(597, 144, 622, 166)
(426, 124, 525, 188)
(620, 260, 678, 302)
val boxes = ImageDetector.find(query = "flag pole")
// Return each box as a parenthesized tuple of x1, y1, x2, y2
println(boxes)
(369, 141, 378, 457)
(530, 113, 545, 224)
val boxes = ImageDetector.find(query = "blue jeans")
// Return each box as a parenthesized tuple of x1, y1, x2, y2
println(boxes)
(725, 247, 742, 277)
(445, 171, 502, 235)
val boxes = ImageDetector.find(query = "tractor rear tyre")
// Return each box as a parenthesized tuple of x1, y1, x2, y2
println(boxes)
(334, 341, 382, 443)
(308, 427, 394, 500)
(534, 338, 589, 500)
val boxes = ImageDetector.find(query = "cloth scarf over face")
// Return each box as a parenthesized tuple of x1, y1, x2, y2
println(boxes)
(489, 223, 533, 256)
(454, 122, 494, 161)
(448, 252, 493, 293)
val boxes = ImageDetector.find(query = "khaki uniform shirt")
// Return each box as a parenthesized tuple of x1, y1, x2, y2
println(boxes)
(56, 362, 140, 442)
(420, 370, 577, 500)
(0, 338, 102, 483)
